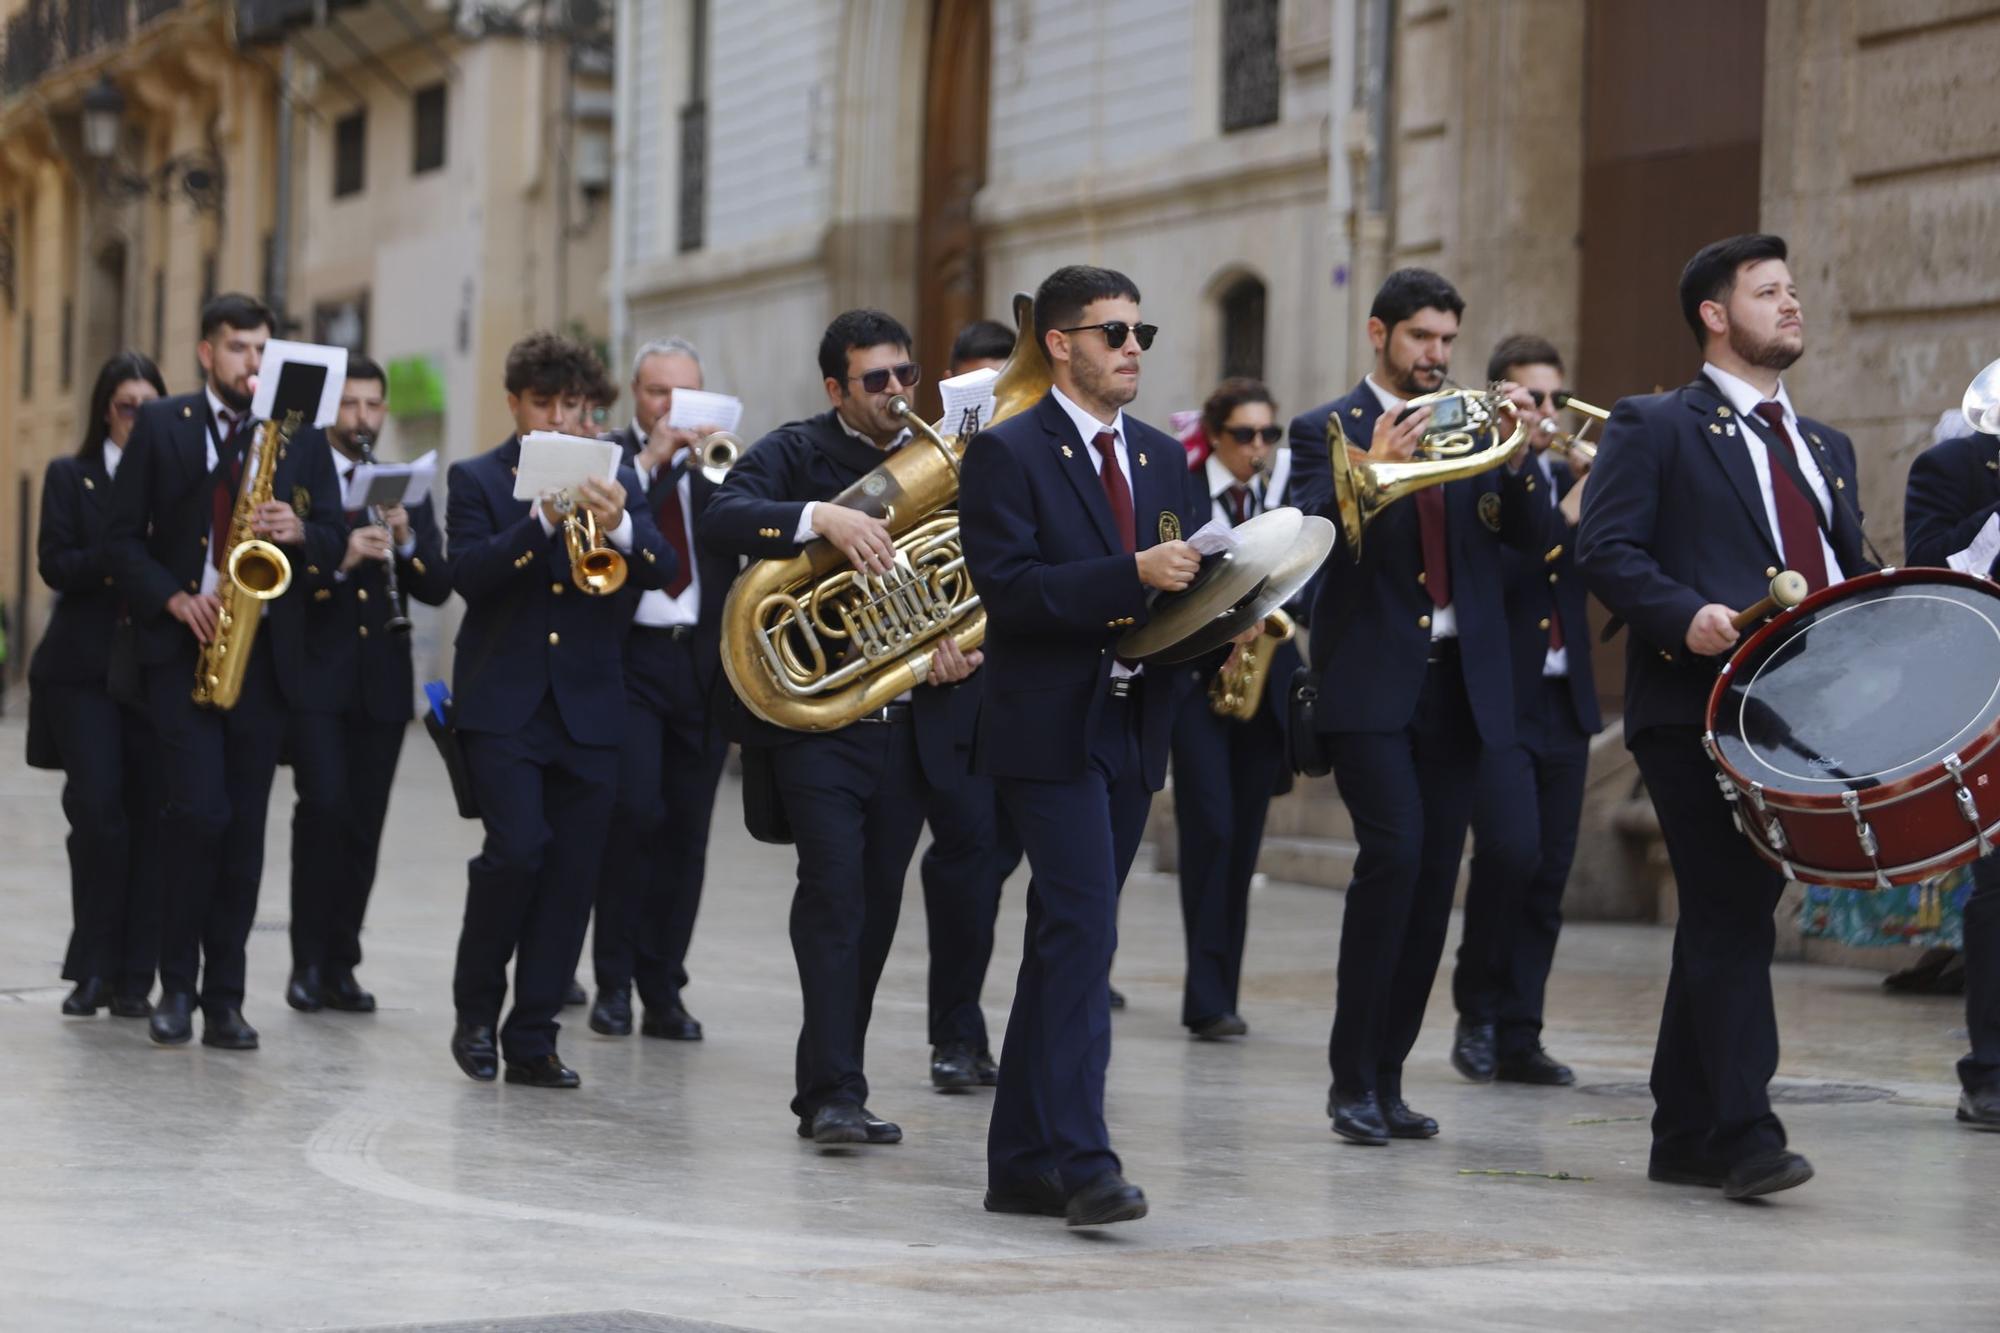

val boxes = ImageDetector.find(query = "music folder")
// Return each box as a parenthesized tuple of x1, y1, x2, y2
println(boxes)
(250, 340, 348, 427)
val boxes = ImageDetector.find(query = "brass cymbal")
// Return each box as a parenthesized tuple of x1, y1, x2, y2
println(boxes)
(1119, 508, 1335, 664)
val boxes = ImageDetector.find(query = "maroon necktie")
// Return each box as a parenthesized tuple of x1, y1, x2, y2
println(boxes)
(1415, 487, 1450, 608)
(209, 411, 245, 571)
(652, 464, 694, 597)
(1093, 430, 1136, 553)
(1227, 484, 1250, 527)
(1751, 401, 1831, 593)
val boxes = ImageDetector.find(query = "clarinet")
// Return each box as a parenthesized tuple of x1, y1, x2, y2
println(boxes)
(354, 434, 413, 634)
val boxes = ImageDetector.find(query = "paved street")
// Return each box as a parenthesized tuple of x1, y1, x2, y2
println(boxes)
(3, 712, 1997, 1332)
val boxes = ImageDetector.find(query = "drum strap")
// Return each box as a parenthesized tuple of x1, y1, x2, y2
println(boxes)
(1734, 406, 1834, 539)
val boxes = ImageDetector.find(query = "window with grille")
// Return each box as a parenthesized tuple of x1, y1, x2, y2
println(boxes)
(413, 83, 447, 174)
(1221, 275, 1267, 381)
(1222, 0, 1281, 133)
(334, 110, 366, 198)
(677, 0, 709, 252)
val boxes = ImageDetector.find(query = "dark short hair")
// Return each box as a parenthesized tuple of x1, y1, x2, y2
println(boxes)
(79, 350, 167, 462)
(199, 292, 275, 341)
(818, 309, 913, 387)
(1368, 268, 1464, 332)
(1486, 333, 1564, 384)
(1033, 265, 1142, 346)
(949, 319, 1016, 369)
(1679, 233, 1789, 347)
(345, 354, 386, 387)
(503, 331, 606, 398)
(1201, 377, 1276, 436)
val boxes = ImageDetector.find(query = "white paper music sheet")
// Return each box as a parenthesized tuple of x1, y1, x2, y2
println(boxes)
(1187, 517, 1240, 555)
(665, 388, 744, 435)
(512, 433, 620, 502)
(1948, 513, 2000, 577)
(939, 367, 1000, 437)
(344, 450, 439, 511)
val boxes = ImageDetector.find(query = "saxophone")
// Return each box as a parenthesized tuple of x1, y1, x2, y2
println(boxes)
(1208, 608, 1295, 721)
(192, 411, 299, 709)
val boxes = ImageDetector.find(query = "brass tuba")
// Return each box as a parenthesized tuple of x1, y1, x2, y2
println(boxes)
(193, 411, 299, 709)
(1327, 383, 1528, 557)
(1208, 608, 1295, 721)
(720, 293, 1047, 730)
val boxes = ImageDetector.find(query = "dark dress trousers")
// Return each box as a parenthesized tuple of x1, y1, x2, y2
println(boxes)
(1455, 455, 1602, 1057)
(279, 476, 453, 980)
(1577, 376, 1869, 1169)
(593, 424, 736, 1013)
(959, 391, 1205, 1195)
(1286, 380, 1553, 1106)
(1904, 428, 2000, 1097)
(446, 435, 674, 1061)
(105, 394, 346, 1012)
(699, 409, 975, 1118)
(29, 452, 161, 998)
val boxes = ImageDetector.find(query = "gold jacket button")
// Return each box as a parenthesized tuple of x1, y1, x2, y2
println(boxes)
(412, 557, 427, 575)
(1765, 566, 1778, 578)
(358, 625, 369, 638)
(1418, 614, 1432, 629)
(1661, 650, 1673, 661)
(357, 588, 368, 602)
(1548, 571, 1559, 583)
(1538, 618, 1551, 631)
(548, 632, 560, 646)
(307, 565, 320, 576)
(551, 583, 565, 595)
(104, 575, 114, 586)
(1416, 571, 1426, 585)
(642, 549, 656, 563)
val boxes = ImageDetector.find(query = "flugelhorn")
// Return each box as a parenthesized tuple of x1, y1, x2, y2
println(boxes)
(554, 492, 628, 595)
(1326, 382, 1528, 557)
(1535, 391, 1611, 464)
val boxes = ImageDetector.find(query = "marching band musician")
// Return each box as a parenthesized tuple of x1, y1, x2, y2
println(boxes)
(589, 337, 735, 1043)
(106, 294, 346, 1050)
(1902, 383, 2000, 1133)
(28, 352, 168, 1020)
(1450, 335, 1601, 1088)
(1167, 377, 1301, 1041)
(699, 309, 982, 1145)
(1578, 234, 1869, 1198)
(1286, 268, 1549, 1147)
(443, 333, 676, 1090)
(280, 357, 453, 1015)
(959, 264, 1207, 1226)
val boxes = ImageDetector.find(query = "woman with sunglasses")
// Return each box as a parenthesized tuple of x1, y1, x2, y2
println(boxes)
(1166, 378, 1302, 1043)
(27, 351, 168, 1019)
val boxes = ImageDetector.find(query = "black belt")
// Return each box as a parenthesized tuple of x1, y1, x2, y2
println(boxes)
(633, 624, 696, 641)
(1426, 637, 1461, 666)
(855, 702, 913, 724)
(1107, 676, 1136, 699)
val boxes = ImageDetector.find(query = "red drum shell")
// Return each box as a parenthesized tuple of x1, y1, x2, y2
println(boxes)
(1703, 567, 2000, 889)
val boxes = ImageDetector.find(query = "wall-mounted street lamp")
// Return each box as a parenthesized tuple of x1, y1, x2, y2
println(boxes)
(79, 77, 227, 214)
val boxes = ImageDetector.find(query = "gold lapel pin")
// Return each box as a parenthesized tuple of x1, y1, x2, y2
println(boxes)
(1137, 452, 1147, 467)
(1710, 423, 1723, 434)
(181, 406, 193, 418)
(1061, 445, 1074, 458)
(1718, 406, 1732, 418)
(83, 477, 95, 490)
(1349, 407, 1363, 418)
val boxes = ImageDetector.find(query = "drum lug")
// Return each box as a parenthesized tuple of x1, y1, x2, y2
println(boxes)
(1944, 753, 1993, 856)
(1841, 789, 1891, 890)
(1746, 781, 1786, 852)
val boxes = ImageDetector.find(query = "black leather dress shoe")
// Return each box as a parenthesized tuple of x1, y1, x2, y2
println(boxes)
(149, 992, 194, 1046)
(984, 1171, 1067, 1216)
(563, 978, 588, 1007)
(1647, 1156, 1727, 1189)
(1495, 1045, 1575, 1086)
(1191, 1013, 1249, 1040)
(1450, 1021, 1497, 1082)
(975, 1050, 999, 1086)
(285, 967, 324, 1013)
(108, 992, 154, 1019)
(201, 1007, 260, 1050)
(932, 1041, 980, 1090)
(504, 1053, 581, 1089)
(801, 1102, 903, 1144)
(1723, 1150, 1814, 1200)
(1108, 986, 1127, 1010)
(1065, 1171, 1148, 1227)
(1383, 1098, 1439, 1139)
(640, 1002, 703, 1041)
(319, 970, 377, 1013)
(588, 988, 633, 1037)
(1958, 1085, 2000, 1130)
(62, 977, 110, 1016)
(450, 1023, 499, 1082)
(1331, 1092, 1390, 1145)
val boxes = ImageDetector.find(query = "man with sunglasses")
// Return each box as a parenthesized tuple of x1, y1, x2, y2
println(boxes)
(959, 264, 1206, 1226)
(1449, 334, 1600, 1091)
(1286, 268, 1548, 1146)
(700, 309, 985, 1146)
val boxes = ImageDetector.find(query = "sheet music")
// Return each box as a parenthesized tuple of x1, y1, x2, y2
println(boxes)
(1187, 517, 1240, 556)
(511, 433, 620, 502)
(939, 367, 999, 438)
(343, 450, 438, 511)
(1948, 513, 2000, 578)
(665, 388, 744, 435)
(250, 340, 348, 427)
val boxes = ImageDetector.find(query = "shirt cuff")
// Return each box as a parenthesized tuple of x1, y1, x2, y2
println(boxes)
(607, 510, 634, 553)
(536, 506, 557, 539)
(396, 537, 418, 559)
(794, 501, 818, 544)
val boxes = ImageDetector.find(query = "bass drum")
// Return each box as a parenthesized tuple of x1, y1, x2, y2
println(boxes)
(1704, 567, 2000, 889)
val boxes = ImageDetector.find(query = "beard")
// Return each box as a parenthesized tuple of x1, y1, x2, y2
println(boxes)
(213, 377, 253, 412)
(1386, 348, 1446, 399)
(1073, 355, 1137, 411)
(1730, 323, 1803, 373)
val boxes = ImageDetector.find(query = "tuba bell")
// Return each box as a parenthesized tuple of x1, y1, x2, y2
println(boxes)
(1327, 382, 1528, 557)
(719, 293, 1048, 731)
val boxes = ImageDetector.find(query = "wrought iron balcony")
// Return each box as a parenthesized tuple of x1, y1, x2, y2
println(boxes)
(1, 0, 186, 99)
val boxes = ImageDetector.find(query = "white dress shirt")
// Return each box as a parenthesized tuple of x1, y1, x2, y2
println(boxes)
(1052, 385, 1140, 678)
(102, 440, 123, 480)
(794, 415, 913, 544)
(1205, 455, 1259, 527)
(631, 455, 701, 628)
(1365, 374, 1456, 640)
(1701, 362, 1846, 587)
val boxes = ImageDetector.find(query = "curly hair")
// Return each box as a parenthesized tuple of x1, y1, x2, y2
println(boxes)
(503, 331, 608, 399)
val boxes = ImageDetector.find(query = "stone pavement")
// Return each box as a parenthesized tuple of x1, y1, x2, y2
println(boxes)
(2, 714, 1997, 1332)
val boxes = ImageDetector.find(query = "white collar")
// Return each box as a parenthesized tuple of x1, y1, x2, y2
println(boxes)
(1051, 384, 1125, 447)
(102, 440, 124, 478)
(204, 385, 247, 430)
(1363, 374, 1408, 415)
(1205, 453, 1254, 498)
(1703, 361, 1795, 426)
(835, 411, 910, 452)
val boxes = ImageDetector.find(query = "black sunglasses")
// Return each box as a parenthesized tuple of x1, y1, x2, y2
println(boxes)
(850, 362, 921, 394)
(1223, 425, 1283, 445)
(1059, 321, 1158, 351)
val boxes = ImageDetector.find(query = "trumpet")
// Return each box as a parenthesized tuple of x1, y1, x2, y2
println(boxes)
(1534, 391, 1611, 464)
(553, 492, 628, 595)
(694, 429, 740, 483)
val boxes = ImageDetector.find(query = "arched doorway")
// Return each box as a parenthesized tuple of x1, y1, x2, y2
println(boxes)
(914, 0, 990, 416)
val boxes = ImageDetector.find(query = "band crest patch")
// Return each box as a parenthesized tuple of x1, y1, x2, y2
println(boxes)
(1478, 492, 1502, 532)
(1158, 512, 1182, 542)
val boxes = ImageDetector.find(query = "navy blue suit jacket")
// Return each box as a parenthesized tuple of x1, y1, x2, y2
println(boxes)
(446, 435, 675, 747)
(1498, 457, 1602, 740)
(106, 392, 346, 705)
(1575, 377, 1870, 741)
(1286, 380, 1555, 746)
(30, 454, 122, 684)
(958, 392, 1207, 791)
(1905, 430, 2000, 571)
(609, 423, 739, 697)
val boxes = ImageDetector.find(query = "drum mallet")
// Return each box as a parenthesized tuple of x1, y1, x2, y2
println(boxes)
(1731, 570, 1810, 631)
